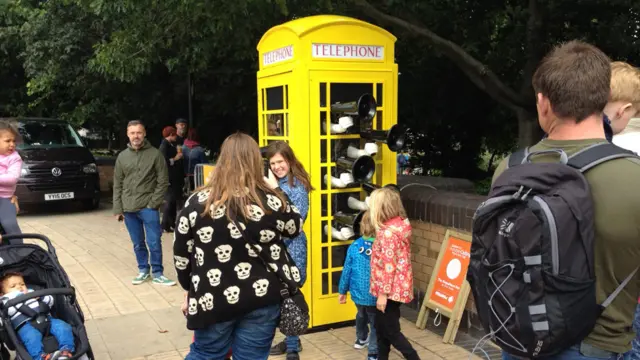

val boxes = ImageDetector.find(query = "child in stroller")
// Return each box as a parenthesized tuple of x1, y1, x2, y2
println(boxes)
(1, 272, 74, 359)
(0, 233, 94, 360)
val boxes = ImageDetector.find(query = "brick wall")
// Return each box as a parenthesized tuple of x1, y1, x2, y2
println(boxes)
(398, 177, 486, 326)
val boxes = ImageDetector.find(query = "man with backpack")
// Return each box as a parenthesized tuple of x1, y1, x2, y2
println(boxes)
(468, 40, 640, 359)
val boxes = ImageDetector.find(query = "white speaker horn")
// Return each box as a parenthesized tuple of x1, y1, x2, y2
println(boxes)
(348, 196, 369, 211)
(324, 224, 349, 241)
(324, 174, 347, 188)
(340, 226, 355, 239)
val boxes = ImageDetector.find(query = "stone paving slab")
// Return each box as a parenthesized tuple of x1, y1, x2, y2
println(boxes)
(15, 204, 487, 359)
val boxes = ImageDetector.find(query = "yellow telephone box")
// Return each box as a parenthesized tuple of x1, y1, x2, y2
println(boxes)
(257, 15, 403, 328)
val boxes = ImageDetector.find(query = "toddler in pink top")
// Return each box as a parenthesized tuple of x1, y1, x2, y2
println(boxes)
(0, 120, 22, 237)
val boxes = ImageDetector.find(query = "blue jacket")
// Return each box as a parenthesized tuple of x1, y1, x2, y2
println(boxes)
(279, 176, 309, 286)
(338, 236, 376, 306)
(182, 145, 208, 175)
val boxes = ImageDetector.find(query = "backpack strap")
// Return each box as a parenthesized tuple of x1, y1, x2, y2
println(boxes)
(506, 148, 530, 169)
(567, 143, 637, 173)
(602, 266, 639, 308)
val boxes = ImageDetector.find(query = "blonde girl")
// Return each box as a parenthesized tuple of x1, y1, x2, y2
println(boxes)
(368, 187, 420, 360)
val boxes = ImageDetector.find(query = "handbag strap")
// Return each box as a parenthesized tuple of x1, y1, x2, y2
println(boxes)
(231, 217, 298, 299)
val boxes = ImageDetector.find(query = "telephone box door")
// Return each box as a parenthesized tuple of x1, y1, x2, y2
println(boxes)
(308, 71, 396, 327)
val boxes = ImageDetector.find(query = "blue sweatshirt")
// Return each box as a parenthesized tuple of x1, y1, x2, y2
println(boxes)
(338, 236, 376, 306)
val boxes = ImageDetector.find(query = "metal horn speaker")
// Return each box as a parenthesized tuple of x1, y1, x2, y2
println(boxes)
(360, 124, 406, 152)
(336, 155, 375, 183)
(330, 94, 377, 121)
(334, 211, 365, 238)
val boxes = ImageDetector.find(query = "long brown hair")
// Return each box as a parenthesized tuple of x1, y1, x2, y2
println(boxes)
(201, 132, 287, 220)
(264, 141, 314, 192)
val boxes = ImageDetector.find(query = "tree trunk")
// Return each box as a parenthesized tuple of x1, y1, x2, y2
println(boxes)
(517, 109, 541, 147)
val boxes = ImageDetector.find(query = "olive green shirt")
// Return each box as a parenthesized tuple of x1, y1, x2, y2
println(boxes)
(113, 140, 169, 214)
(493, 138, 640, 354)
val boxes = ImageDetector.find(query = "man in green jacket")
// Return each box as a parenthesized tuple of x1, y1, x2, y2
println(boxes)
(113, 120, 176, 286)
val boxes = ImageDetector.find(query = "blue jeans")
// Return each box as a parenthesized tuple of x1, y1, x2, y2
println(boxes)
(356, 304, 378, 355)
(186, 304, 280, 360)
(18, 317, 75, 359)
(124, 208, 164, 277)
(625, 303, 640, 360)
(0, 197, 22, 243)
(284, 269, 306, 353)
(502, 343, 630, 360)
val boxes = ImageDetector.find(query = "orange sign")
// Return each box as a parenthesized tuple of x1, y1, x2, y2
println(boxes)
(428, 236, 471, 309)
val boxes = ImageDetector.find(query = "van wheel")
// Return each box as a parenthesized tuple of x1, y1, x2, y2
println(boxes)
(82, 198, 100, 210)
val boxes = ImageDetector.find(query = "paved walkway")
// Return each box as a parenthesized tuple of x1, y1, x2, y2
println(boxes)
(15, 203, 485, 359)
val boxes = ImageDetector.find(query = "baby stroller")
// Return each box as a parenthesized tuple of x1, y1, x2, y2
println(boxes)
(0, 233, 94, 360)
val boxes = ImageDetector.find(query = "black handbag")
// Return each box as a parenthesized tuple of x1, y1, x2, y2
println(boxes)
(232, 220, 310, 336)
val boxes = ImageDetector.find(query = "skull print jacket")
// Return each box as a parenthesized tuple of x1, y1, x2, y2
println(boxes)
(173, 187, 303, 329)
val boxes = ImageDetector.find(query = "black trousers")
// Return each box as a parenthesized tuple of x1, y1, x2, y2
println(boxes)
(375, 300, 420, 360)
(161, 186, 183, 231)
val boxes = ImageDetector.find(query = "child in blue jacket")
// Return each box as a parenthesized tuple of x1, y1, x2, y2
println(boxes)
(339, 211, 378, 360)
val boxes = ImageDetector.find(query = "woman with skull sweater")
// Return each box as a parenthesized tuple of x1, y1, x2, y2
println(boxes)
(173, 133, 303, 360)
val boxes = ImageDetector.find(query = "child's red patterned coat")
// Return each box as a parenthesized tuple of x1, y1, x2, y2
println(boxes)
(369, 216, 414, 304)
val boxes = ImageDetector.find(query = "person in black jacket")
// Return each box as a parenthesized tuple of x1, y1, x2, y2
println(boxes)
(158, 126, 184, 232)
(174, 132, 303, 360)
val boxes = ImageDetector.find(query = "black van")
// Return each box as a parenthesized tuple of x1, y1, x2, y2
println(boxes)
(14, 118, 101, 209)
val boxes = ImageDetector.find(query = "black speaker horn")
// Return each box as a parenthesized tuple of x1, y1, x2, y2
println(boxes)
(334, 211, 365, 239)
(331, 94, 377, 122)
(360, 124, 406, 152)
(336, 155, 375, 183)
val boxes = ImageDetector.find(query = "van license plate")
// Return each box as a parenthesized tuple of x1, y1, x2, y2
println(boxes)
(44, 192, 74, 201)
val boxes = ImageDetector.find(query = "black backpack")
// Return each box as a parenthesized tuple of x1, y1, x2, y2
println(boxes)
(468, 143, 639, 358)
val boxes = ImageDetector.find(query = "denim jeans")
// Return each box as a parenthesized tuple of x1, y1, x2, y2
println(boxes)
(284, 270, 306, 353)
(18, 317, 75, 359)
(356, 304, 378, 355)
(0, 197, 22, 243)
(186, 304, 280, 360)
(625, 303, 640, 360)
(124, 208, 164, 277)
(502, 343, 630, 360)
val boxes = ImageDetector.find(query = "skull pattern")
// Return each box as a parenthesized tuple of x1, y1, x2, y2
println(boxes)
(227, 222, 245, 239)
(174, 255, 189, 270)
(211, 204, 226, 219)
(197, 189, 211, 203)
(198, 292, 214, 311)
(282, 264, 291, 280)
(214, 244, 233, 263)
(207, 268, 222, 286)
(223, 286, 240, 304)
(291, 266, 301, 282)
(253, 279, 269, 297)
(234, 262, 252, 280)
(269, 244, 282, 260)
(247, 204, 265, 222)
(259, 229, 276, 243)
(188, 298, 198, 315)
(268, 263, 278, 272)
(276, 220, 285, 232)
(195, 247, 205, 266)
(246, 243, 262, 257)
(192, 275, 200, 292)
(266, 194, 282, 211)
(290, 204, 300, 214)
(284, 219, 297, 235)
(186, 239, 194, 253)
(196, 226, 214, 243)
(177, 216, 190, 234)
(188, 211, 198, 227)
